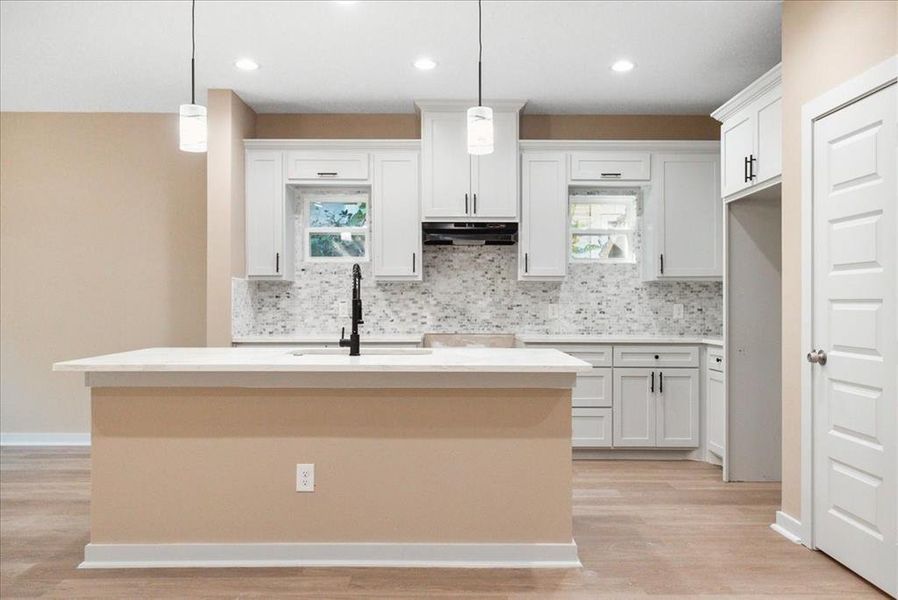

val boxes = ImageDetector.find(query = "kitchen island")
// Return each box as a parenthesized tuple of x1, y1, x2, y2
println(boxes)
(54, 347, 590, 569)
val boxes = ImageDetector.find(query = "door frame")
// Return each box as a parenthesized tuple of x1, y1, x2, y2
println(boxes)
(799, 55, 897, 550)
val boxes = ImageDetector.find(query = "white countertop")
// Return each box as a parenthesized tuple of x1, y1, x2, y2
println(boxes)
(53, 347, 592, 374)
(233, 334, 723, 347)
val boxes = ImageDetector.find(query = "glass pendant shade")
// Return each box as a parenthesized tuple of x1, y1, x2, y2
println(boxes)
(179, 103, 207, 153)
(467, 105, 494, 155)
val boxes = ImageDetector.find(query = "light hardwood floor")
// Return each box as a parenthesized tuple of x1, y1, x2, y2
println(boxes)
(0, 448, 885, 599)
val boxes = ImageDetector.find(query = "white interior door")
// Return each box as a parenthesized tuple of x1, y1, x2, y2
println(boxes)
(811, 82, 896, 596)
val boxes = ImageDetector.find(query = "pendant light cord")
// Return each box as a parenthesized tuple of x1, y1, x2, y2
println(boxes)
(477, 0, 482, 107)
(190, 0, 196, 104)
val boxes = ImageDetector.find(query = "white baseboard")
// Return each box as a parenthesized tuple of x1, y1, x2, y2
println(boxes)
(770, 511, 802, 544)
(0, 433, 90, 446)
(573, 448, 697, 460)
(80, 541, 581, 569)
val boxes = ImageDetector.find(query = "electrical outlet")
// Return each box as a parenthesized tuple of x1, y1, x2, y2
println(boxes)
(673, 304, 685, 319)
(546, 304, 560, 320)
(296, 463, 315, 492)
(337, 301, 348, 318)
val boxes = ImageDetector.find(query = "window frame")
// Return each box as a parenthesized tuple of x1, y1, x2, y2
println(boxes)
(569, 193, 637, 264)
(303, 196, 370, 263)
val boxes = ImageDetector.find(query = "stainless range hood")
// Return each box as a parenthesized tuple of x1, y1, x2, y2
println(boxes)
(422, 222, 518, 246)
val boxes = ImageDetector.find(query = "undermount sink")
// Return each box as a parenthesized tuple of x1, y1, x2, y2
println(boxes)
(290, 348, 433, 356)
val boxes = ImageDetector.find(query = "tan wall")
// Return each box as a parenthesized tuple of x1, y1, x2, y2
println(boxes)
(255, 112, 719, 140)
(780, 0, 897, 518)
(0, 113, 206, 434)
(206, 90, 256, 346)
(91, 387, 572, 543)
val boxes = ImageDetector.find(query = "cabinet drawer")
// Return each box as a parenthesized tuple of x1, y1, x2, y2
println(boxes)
(569, 152, 651, 182)
(572, 368, 612, 408)
(613, 345, 699, 368)
(564, 346, 613, 367)
(285, 151, 370, 181)
(572, 408, 612, 448)
(707, 347, 724, 372)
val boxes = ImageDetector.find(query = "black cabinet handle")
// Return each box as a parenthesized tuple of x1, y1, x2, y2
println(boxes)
(317, 171, 338, 177)
(465, 193, 469, 214)
(660, 254, 664, 274)
(651, 371, 654, 393)
(743, 156, 750, 183)
(524, 253, 529, 273)
(473, 193, 477, 214)
(749, 154, 757, 180)
(659, 372, 663, 394)
(275, 252, 280, 273)
(601, 172, 622, 178)
(412, 252, 416, 273)
(715, 357, 722, 363)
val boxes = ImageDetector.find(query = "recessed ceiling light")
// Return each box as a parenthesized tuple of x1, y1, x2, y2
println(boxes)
(611, 59, 635, 73)
(414, 57, 437, 71)
(235, 58, 259, 71)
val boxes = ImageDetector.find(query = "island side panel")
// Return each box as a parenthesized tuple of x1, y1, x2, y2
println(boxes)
(90, 387, 572, 544)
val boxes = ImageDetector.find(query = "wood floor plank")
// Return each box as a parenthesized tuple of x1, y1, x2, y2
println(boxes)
(0, 448, 887, 598)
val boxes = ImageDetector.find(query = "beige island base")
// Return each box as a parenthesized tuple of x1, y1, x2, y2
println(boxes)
(54, 347, 591, 569)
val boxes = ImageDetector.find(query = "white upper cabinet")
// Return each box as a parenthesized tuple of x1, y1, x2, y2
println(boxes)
(245, 149, 293, 281)
(645, 152, 722, 280)
(569, 151, 651, 182)
(372, 151, 422, 281)
(712, 63, 782, 201)
(418, 101, 524, 221)
(285, 151, 370, 182)
(519, 152, 568, 280)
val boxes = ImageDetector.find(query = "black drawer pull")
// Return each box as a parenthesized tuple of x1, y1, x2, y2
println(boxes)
(650, 371, 654, 393)
(275, 252, 280, 273)
(715, 357, 722, 363)
(659, 372, 663, 394)
(317, 171, 338, 177)
(600, 172, 622, 178)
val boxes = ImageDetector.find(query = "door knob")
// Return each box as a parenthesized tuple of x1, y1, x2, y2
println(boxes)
(806, 349, 827, 365)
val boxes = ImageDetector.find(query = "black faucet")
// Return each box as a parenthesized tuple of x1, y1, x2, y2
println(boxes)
(339, 264, 364, 356)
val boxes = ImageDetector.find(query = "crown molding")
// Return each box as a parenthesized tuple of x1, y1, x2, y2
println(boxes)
(244, 139, 421, 150)
(711, 62, 782, 123)
(519, 139, 719, 152)
(414, 99, 527, 113)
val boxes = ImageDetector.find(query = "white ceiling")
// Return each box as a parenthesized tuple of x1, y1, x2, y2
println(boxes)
(0, 0, 781, 115)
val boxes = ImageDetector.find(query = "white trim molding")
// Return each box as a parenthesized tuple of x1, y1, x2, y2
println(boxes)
(0, 433, 90, 446)
(80, 541, 581, 570)
(711, 63, 782, 123)
(799, 54, 898, 551)
(770, 511, 802, 544)
(243, 139, 421, 150)
(518, 139, 719, 153)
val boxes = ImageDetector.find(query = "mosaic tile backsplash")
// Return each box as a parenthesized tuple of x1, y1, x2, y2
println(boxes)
(233, 203, 723, 338)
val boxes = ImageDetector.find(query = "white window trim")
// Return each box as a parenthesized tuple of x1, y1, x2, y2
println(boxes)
(303, 199, 370, 263)
(569, 195, 637, 264)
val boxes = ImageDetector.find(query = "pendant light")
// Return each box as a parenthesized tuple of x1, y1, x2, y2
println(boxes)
(179, 0, 207, 153)
(467, 0, 493, 155)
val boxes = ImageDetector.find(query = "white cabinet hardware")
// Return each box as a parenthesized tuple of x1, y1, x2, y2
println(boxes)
(519, 152, 567, 280)
(372, 151, 422, 281)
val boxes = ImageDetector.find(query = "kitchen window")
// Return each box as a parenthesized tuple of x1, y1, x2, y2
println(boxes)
(569, 193, 637, 263)
(304, 193, 369, 261)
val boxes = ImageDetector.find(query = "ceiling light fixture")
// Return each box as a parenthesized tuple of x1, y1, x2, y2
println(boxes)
(235, 58, 259, 71)
(611, 59, 635, 73)
(467, 0, 493, 155)
(179, 0, 206, 153)
(414, 57, 437, 71)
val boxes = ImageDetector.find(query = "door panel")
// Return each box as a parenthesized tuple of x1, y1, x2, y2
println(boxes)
(572, 369, 612, 408)
(519, 152, 567, 279)
(245, 150, 284, 278)
(421, 112, 469, 219)
(754, 91, 782, 184)
(655, 369, 699, 447)
(572, 408, 612, 448)
(812, 83, 896, 596)
(721, 111, 754, 197)
(613, 368, 655, 447)
(471, 110, 518, 219)
(707, 369, 725, 458)
(372, 152, 421, 280)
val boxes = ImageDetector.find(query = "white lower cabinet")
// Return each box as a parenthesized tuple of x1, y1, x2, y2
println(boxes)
(572, 408, 612, 448)
(655, 369, 700, 447)
(613, 368, 656, 447)
(572, 368, 612, 408)
(706, 348, 725, 459)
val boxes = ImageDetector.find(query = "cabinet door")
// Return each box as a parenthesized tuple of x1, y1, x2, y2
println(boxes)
(569, 152, 651, 181)
(421, 112, 470, 219)
(245, 150, 288, 280)
(372, 152, 421, 281)
(655, 153, 722, 278)
(572, 408, 612, 448)
(519, 152, 567, 280)
(754, 90, 782, 185)
(706, 368, 725, 458)
(470, 110, 518, 219)
(572, 368, 612, 408)
(656, 369, 699, 447)
(284, 151, 369, 181)
(721, 111, 754, 197)
(613, 368, 656, 447)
